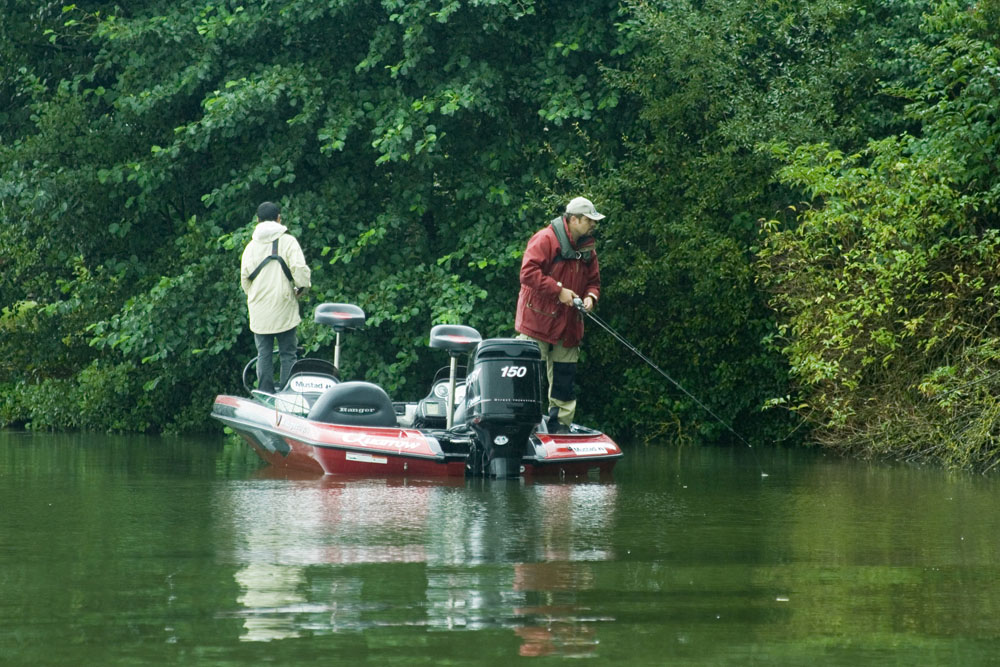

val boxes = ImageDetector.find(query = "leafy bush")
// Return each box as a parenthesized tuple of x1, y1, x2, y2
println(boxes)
(759, 0, 1000, 470)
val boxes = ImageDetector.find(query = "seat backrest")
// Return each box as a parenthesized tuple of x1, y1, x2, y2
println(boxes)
(307, 381, 398, 428)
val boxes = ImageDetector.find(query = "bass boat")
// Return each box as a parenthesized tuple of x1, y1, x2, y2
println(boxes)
(211, 303, 623, 478)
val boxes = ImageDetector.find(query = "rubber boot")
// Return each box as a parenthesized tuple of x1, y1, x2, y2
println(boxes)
(546, 406, 561, 433)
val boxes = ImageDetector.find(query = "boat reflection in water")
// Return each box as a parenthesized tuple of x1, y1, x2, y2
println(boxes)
(218, 469, 619, 654)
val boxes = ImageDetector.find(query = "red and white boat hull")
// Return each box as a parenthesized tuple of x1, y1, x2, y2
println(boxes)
(212, 394, 622, 478)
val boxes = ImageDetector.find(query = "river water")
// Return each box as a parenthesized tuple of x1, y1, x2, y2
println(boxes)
(2, 430, 999, 665)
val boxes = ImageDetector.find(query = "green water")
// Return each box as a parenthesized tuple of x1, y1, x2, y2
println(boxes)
(2, 431, 999, 665)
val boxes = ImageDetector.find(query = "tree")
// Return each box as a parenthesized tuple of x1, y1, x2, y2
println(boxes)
(0, 0, 632, 431)
(582, 0, 929, 443)
(759, 0, 1000, 470)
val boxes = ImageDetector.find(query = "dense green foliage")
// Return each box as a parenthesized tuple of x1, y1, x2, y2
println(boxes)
(1, 0, 632, 432)
(3, 0, 1000, 470)
(582, 0, 932, 443)
(760, 0, 1000, 469)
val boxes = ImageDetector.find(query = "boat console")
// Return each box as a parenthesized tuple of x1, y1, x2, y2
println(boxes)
(308, 381, 398, 428)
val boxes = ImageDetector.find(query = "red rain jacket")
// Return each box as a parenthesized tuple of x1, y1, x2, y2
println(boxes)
(514, 218, 601, 348)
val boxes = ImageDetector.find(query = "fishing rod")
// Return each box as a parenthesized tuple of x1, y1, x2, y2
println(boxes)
(573, 298, 768, 477)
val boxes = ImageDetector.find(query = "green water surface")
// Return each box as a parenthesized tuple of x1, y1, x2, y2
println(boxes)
(2, 432, 999, 665)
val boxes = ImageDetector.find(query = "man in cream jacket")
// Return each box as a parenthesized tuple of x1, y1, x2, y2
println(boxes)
(240, 201, 311, 393)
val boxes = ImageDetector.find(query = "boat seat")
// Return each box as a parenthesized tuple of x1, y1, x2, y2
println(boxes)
(307, 381, 398, 428)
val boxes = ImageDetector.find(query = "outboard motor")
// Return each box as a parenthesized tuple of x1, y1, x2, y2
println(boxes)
(463, 338, 544, 478)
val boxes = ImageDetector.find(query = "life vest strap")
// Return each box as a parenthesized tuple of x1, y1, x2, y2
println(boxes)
(550, 217, 594, 263)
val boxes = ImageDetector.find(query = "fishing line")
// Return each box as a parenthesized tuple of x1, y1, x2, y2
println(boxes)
(574, 299, 768, 477)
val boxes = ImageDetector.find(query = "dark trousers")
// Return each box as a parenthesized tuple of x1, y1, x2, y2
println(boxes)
(254, 328, 298, 393)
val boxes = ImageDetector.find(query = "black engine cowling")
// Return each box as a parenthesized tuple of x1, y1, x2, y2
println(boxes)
(462, 338, 544, 477)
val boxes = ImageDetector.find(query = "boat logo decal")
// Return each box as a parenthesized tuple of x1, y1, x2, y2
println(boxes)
(289, 376, 337, 392)
(341, 431, 426, 450)
(274, 417, 312, 437)
(568, 444, 609, 455)
(336, 405, 377, 414)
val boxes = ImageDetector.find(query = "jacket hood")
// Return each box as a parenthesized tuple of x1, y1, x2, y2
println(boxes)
(251, 220, 287, 243)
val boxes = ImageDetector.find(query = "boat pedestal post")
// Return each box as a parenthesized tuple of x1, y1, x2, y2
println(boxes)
(446, 356, 458, 429)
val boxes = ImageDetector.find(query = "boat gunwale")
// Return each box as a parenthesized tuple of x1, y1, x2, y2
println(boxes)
(213, 395, 452, 463)
(213, 394, 623, 469)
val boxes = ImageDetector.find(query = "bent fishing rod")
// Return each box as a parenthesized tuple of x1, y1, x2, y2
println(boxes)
(573, 298, 768, 477)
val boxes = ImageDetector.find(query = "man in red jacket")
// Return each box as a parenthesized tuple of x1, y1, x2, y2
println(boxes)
(515, 196, 604, 433)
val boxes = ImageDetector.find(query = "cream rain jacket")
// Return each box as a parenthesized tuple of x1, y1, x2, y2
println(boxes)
(240, 220, 311, 334)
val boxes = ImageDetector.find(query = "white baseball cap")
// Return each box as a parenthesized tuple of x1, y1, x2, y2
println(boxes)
(565, 196, 605, 221)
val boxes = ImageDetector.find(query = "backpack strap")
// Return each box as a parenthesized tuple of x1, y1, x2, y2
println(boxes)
(248, 238, 293, 283)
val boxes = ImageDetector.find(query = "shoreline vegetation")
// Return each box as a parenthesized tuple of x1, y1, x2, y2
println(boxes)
(2, 0, 999, 471)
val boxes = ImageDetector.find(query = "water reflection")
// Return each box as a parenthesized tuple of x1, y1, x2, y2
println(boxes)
(219, 471, 619, 652)
(234, 563, 310, 642)
(518, 483, 619, 657)
(8, 433, 1000, 663)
